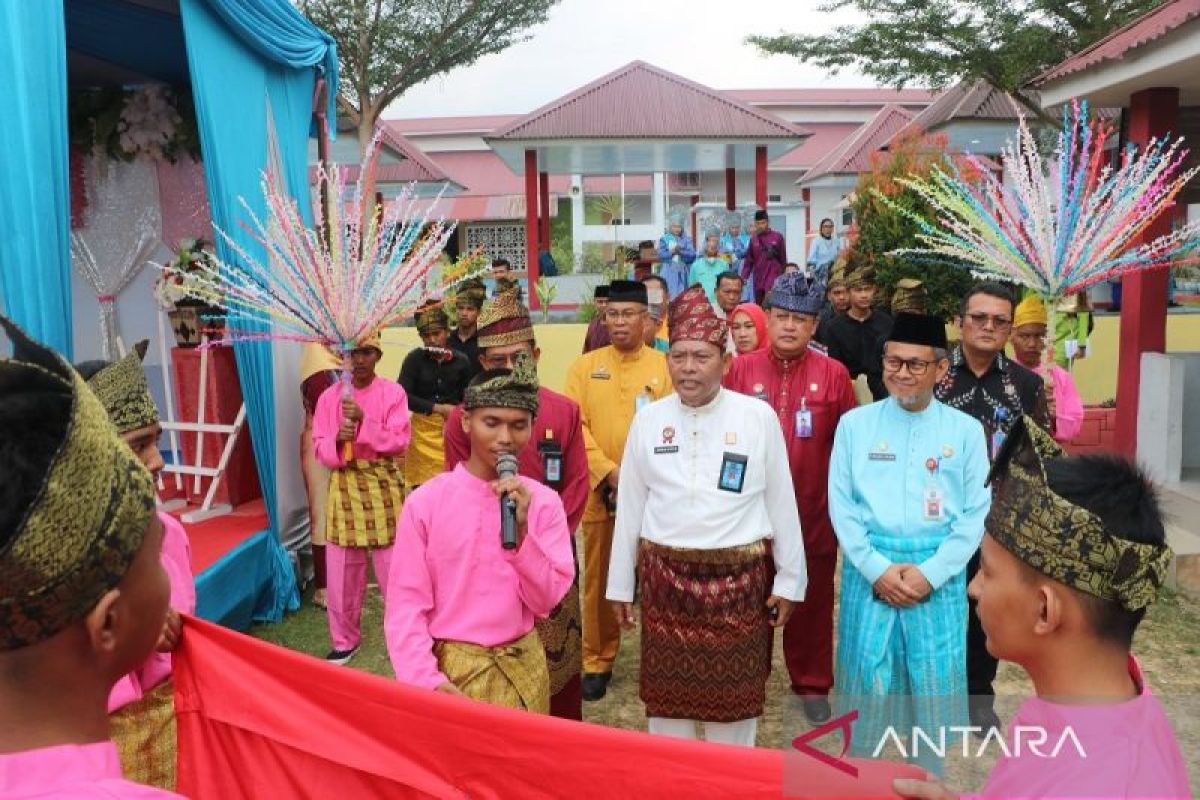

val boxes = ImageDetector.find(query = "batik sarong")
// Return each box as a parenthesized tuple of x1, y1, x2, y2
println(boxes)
(110, 680, 177, 790)
(639, 540, 772, 722)
(325, 456, 405, 548)
(434, 629, 550, 713)
(835, 532, 968, 775)
(536, 573, 582, 698)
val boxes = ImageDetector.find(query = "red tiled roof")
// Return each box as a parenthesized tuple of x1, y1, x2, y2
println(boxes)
(886, 80, 1030, 145)
(724, 87, 938, 105)
(769, 123, 864, 169)
(1035, 0, 1200, 84)
(801, 105, 915, 183)
(385, 115, 521, 136)
(489, 61, 809, 141)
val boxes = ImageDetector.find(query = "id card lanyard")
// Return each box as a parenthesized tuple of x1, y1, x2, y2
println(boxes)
(923, 457, 945, 522)
(635, 385, 653, 414)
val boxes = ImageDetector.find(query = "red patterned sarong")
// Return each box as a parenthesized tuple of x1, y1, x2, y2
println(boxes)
(639, 540, 772, 722)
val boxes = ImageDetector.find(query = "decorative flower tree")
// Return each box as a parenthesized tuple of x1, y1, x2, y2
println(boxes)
(881, 101, 1200, 355)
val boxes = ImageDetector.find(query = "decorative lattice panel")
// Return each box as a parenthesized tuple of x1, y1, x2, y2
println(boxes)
(465, 223, 527, 269)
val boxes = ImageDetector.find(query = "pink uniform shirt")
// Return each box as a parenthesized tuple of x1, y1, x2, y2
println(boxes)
(1045, 364, 1084, 444)
(312, 375, 411, 468)
(0, 741, 182, 798)
(981, 657, 1190, 799)
(385, 464, 575, 689)
(107, 512, 195, 713)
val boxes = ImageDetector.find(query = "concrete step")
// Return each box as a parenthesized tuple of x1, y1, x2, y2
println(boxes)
(1158, 487, 1200, 597)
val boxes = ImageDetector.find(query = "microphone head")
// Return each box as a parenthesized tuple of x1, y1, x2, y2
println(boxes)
(496, 453, 519, 479)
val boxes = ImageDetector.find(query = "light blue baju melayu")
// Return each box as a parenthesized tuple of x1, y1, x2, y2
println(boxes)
(828, 397, 990, 775)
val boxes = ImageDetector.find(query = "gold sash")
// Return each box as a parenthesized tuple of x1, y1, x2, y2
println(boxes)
(434, 629, 549, 713)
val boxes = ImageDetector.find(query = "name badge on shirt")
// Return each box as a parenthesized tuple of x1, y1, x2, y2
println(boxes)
(718, 452, 748, 493)
(655, 425, 679, 455)
(923, 485, 945, 522)
(795, 408, 813, 439)
(537, 439, 563, 487)
(868, 451, 896, 462)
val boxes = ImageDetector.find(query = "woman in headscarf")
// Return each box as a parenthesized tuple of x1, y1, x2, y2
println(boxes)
(729, 302, 767, 355)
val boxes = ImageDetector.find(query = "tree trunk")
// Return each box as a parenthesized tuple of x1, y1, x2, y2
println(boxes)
(356, 106, 378, 158)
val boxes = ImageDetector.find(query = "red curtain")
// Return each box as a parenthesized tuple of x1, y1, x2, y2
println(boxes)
(173, 617, 920, 799)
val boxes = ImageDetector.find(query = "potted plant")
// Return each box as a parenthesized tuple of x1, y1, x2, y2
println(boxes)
(155, 238, 224, 347)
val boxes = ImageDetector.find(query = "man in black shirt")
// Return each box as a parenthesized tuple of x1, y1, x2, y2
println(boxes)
(933, 281, 1050, 733)
(398, 304, 472, 489)
(450, 279, 486, 380)
(821, 267, 892, 399)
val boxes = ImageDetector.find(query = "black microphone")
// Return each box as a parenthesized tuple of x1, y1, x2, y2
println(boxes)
(498, 453, 520, 550)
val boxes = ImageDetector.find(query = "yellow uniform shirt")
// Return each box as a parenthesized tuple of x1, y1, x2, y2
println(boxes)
(564, 344, 673, 522)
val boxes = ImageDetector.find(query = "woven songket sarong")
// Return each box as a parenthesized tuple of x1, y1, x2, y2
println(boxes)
(110, 681, 177, 790)
(639, 540, 772, 722)
(836, 532, 967, 772)
(404, 413, 446, 488)
(326, 457, 405, 548)
(535, 574, 582, 697)
(433, 629, 549, 713)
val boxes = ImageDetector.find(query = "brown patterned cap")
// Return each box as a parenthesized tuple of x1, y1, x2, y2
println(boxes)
(0, 316, 156, 651)
(477, 290, 535, 349)
(668, 285, 728, 348)
(986, 417, 1172, 612)
(463, 351, 540, 415)
(83, 340, 159, 434)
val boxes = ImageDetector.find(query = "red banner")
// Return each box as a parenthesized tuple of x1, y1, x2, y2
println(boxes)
(173, 617, 920, 799)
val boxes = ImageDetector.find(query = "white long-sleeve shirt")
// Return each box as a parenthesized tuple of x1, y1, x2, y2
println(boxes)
(606, 388, 807, 602)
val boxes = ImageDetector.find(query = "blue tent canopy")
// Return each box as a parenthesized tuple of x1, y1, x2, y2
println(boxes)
(0, 0, 339, 623)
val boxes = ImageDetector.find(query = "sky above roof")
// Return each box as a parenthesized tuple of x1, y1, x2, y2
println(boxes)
(384, 0, 876, 118)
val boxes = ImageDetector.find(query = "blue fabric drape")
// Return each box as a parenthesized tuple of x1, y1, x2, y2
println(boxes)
(181, 0, 336, 618)
(0, 2, 74, 358)
(199, 0, 338, 126)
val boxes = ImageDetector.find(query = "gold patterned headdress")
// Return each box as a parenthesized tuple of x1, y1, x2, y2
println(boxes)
(83, 340, 159, 434)
(986, 417, 1172, 611)
(0, 317, 156, 651)
(477, 290, 535, 349)
(463, 351, 540, 416)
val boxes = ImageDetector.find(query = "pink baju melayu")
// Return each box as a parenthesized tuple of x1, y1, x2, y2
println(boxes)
(385, 464, 574, 690)
(313, 376, 411, 651)
(1043, 364, 1084, 444)
(107, 512, 195, 712)
(0, 741, 182, 798)
(980, 657, 1190, 799)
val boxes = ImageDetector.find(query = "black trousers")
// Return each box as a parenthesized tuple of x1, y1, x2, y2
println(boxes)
(966, 550, 998, 706)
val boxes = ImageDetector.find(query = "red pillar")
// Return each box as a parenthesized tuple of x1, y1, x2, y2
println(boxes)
(755, 146, 768, 210)
(1114, 87, 1178, 457)
(538, 171, 551, 252)
(523, 149, 541, 311)
(725, 167, 736, 210)
(690, 194, 700, 244)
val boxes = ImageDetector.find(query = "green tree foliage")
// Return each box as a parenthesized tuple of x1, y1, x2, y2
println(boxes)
(849, 129, 976, 320)
(749, 0, 1164, 113)
(301, 0, 559, 150)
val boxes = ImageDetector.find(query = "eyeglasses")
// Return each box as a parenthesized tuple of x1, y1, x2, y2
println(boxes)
(882, 356, 940, 376)
(605, 309, 647, 322)
(965, 312, 1012, 330)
